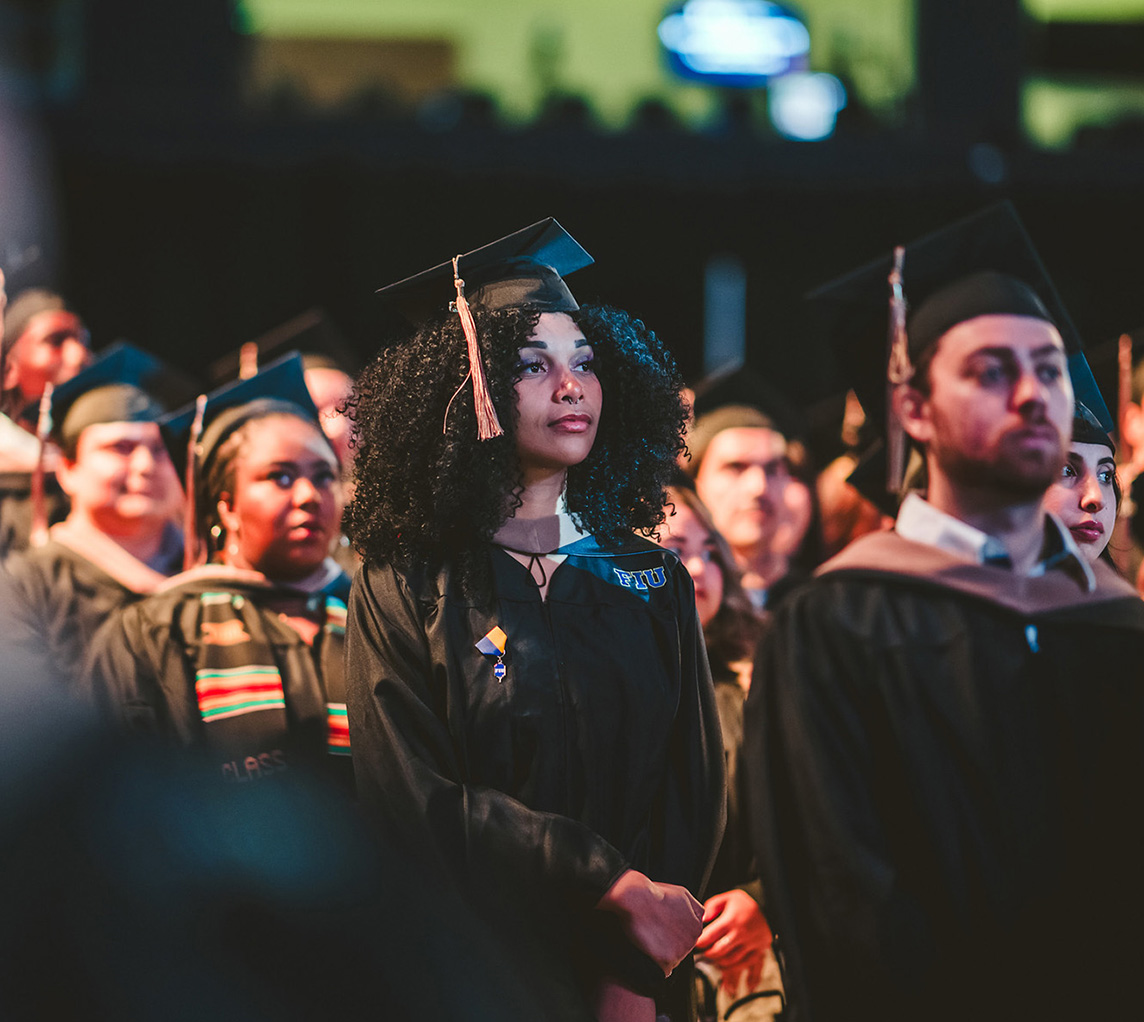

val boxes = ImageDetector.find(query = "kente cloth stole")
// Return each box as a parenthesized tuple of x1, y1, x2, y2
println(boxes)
(192, 591, 351, 758)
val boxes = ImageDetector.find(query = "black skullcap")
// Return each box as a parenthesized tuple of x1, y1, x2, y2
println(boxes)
(48, 343, 168, 452)
(160, 352, 319, 483)
(206, 308, 361, 386)
(376, 218, 593, 325)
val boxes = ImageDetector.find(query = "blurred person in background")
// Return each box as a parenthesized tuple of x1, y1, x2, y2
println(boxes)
(1, 287, 90, 429)
(86, 355, 354, 789)
(1042, 402, 1119, 566)
(1110, 349, 1144, 584)
(207, 315, 361, 575)
(0, 288, 88, 555)
(686, 405, 822, 610)
(6, 344, 184, 685)
(659, 482, 782, 1022)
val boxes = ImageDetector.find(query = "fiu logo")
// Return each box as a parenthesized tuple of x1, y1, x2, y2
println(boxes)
(613, 567, 667, 591)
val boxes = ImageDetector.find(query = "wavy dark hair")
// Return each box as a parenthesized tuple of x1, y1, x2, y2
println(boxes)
(344, 304, 688, 592)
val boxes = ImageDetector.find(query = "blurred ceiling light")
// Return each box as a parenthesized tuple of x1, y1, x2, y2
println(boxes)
(658, 0, 810, 86)
(768, 71, 846, 140)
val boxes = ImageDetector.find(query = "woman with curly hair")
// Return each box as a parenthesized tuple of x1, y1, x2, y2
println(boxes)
(344, 221, 724, 1022)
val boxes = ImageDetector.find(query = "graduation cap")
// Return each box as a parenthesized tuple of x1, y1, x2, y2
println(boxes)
(809, 201, 1111, 500)
(205, 308, 361, 386)
(375, 218, 594, 441)
(1073, 401, 1115, 454)
(160, 352, 317, 481)
(46, 342, 170, 453)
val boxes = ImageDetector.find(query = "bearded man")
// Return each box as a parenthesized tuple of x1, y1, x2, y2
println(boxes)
(744, 204, 1144, 1022)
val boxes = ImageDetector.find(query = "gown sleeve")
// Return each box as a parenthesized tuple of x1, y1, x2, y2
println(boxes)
(345, 560, 632, 906)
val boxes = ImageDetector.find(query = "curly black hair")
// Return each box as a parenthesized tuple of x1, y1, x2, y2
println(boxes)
(344, 303, 688, 592)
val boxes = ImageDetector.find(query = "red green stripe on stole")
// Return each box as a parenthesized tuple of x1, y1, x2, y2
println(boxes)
(326, 702, 350, 756)
(195, 666, 286, 723)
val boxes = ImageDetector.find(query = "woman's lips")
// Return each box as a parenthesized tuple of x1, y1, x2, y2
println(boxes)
(1070, 521, 1104, 543)
(549, 414, 592, 433)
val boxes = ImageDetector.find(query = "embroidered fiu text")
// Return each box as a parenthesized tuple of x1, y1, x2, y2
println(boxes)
(613, 567, 667, 590)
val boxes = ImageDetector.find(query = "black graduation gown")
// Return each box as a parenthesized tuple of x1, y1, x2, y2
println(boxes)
(745, 530, 1144, 1022)
(85, 563, 354, 789)
(6, 533, 175, 685)
(0, 470, 67, 562)
(346, 534, 725, 1019)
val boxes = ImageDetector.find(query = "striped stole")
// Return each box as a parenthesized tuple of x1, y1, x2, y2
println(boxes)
(193, 590, 351, 766)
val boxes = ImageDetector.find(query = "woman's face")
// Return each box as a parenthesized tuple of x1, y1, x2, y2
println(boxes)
(660, 500, 725, 628)
(1042, 440, 1117, 562)
(218, 415, 342, 581)
(513, 312, 602, 481)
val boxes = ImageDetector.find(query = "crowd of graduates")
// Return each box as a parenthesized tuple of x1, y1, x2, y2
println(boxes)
(3, 203, 1144, 1022)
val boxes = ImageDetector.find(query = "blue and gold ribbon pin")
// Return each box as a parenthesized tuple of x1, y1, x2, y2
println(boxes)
(475, 626, 508, 681)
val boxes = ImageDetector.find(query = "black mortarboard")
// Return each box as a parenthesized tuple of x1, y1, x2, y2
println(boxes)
(205, 308, 361, 386)
(810, 200, 1112, 434)
(1073, 401, 1115, 453)
(376, 218, 593, 325)
(375, 218, 593, 441)
(47, 342, 169, 452)
(160, 352, 318, 482)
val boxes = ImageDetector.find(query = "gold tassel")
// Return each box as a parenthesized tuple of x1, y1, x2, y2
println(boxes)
(886, 245, 912, 496)
(446, 255, 503, 441)
(184, 393, 207, 571)
(29, 382, 53, 548)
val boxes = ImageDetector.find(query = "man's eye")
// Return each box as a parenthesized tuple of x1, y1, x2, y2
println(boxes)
(1037, 364, 1063, 383)
(313, 468, 337, 487)
(978, 365, 1007, 385)
(271, 472, 295, 487)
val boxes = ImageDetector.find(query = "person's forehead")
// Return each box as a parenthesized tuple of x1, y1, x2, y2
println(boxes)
(932, 313, 1065, 364)
(522, 311, 587, 347)
(1070, 441, 1115, 467)
(663, 499, 705, 539)
(18, 309, 85, 345)
(79, 419, 161, 448)
(705, 426, 787, 464)
(241, 415, 336, 461)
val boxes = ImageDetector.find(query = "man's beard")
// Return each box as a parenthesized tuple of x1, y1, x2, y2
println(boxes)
(930, 430, 1065, 499)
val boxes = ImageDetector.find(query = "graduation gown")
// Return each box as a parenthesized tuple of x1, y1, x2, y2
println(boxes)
(85, 561, 354, 788)
(346, 534, 725, 1019)
(6, 518, 180, 684)
(745, 530, 1144, 1022)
